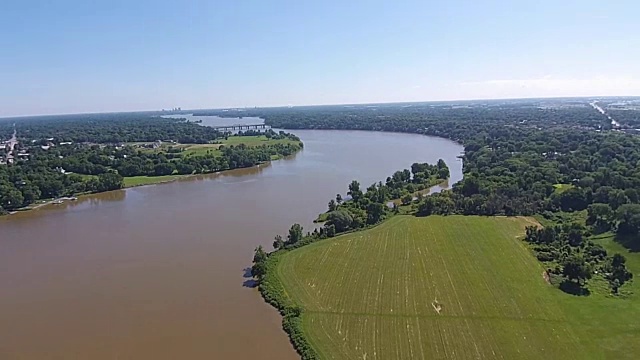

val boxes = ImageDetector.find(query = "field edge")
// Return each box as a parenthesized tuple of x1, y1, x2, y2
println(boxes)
(259, 251, 320, 359)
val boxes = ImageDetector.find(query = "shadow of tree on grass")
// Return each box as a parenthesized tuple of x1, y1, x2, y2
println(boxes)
(559, 280, 591, 296)
(614, 234, 640, 253)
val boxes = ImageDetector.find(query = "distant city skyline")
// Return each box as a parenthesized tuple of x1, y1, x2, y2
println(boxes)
(2, 0, 639, 117)
(3, 95, 640, 119)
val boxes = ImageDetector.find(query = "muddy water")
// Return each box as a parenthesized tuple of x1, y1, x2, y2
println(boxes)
(0, 130, 463, 359)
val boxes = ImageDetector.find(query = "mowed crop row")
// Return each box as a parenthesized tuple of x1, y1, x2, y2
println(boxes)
(276, 216, 592, 359)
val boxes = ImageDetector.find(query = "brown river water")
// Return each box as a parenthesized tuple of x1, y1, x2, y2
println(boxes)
(0, 129, 463, 359)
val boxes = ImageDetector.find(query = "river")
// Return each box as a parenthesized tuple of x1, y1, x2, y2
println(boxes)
(0, 129, 463, 359)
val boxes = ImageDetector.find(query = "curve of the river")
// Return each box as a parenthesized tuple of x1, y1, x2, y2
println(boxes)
(0, 129, 463, 359)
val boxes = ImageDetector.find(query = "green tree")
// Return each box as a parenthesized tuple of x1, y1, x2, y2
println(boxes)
(20, 185, 42, 206)
(153, 162, 175, 176)
(176, 162, 195, 175)
(617, 204, 640, 237)
(0, 186, 24, 210)
(96, 173, 124, 192)
(437, 159, 450, 179)
(253, 245, 267, 263)
(327, 210, 353, 233)
(328, 199, 337, 212)
(555, 187, 589, 212)
(287, 224, 304, 245)
(438, 167, 450, 180)
(251, 245, 268, 279)
(606, 254, 633, 293)
(460, 176, 480, 196)
(347, 180, 362, 201)
(562, 255, 592, 285)
(336, 193, 343, 204)
(273, 235, 284, 250)
(609, 189, 629, 210)
(366, 202, 385, 224)
(587, 203, 613, 232)
(567, 228, 584, 247)
(325, 224, 336, 237)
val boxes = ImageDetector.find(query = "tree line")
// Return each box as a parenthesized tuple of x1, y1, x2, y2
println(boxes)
(6, 112, 225, 144)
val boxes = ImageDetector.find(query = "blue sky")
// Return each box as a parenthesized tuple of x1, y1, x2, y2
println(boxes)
(1, 0, 639, 116)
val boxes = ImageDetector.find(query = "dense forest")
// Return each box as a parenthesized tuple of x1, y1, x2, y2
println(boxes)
(194, 99, 617, 130)
(2, 112, 223, 144)
(0, 122, 12, 140)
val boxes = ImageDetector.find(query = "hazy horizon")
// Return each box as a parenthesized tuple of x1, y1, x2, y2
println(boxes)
(2, 95, 640, 119)
(2, 0, 639, 117)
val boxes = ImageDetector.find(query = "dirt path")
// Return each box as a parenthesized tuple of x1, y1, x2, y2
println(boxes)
(516, 216, 542, 229)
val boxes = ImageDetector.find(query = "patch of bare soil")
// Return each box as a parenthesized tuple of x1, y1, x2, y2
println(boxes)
(517, 216, 543, 229)
(431, 299, 442, 314)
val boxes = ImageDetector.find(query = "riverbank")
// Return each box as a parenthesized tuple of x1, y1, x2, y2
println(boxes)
(313, 176, 448, 223)
(120, 159, 283, 188)
(6, 147, 303, 216)
(13, 196, 80, 213)
(2, 135, 303, 216)
(0, 129, 464, 359)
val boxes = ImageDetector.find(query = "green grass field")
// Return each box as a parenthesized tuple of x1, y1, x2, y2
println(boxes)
(135, 136, 299, 156)
(122, 175, 184, 187)
(553, 183, 575, 194)
(275, 215, 640, 359)
(220, 135, 298, 147)
(178, 143, 222, 156)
